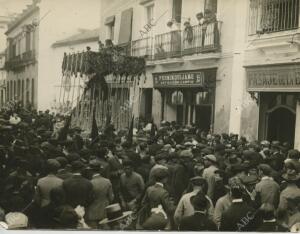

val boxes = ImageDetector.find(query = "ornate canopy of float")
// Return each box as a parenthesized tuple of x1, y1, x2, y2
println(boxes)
(58, 42, 146, 134)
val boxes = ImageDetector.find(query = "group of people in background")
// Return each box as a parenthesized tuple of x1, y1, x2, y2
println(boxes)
(0, 102, 300, 231)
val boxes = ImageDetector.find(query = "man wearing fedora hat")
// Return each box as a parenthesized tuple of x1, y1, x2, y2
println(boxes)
(35, 159, 63, 208)
(99, 203, 132, 230)
(278, 166, 300, 211)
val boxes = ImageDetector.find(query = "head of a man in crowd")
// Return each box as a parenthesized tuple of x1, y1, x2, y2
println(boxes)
(203, 154, 217, 167)
(155, 151, 168, 166)
(288, 149, 300, 160)
(258, 164, 272, 178)
(154, 169, 169, 184)
(287, 196, 300, 214)
(271, 141, 281, 152)
(71, 161, 85, 174)
(190, 176, 208, 194)
(123, 160, 134, 177)
(95, 146, 108, 160)
(88, 160, 103, 176)
(191, 191, 208, 213)
(46, 159, 61, 175)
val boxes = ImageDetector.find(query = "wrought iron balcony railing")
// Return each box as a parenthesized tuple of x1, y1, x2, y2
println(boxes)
(5, 50, 36, 71)
(182, 21, 221, 55)
(154, 30, 182, 60)
(248, 0, 299, 35)
(131, 37, 154, 60)
(130, 21, 221, 60)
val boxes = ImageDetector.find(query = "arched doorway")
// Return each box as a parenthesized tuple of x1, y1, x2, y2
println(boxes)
(266, 106, 295, 145)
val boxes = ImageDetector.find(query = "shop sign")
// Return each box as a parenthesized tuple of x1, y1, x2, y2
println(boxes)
(246, 65, 300, 92)
(153, 71, 209, 88)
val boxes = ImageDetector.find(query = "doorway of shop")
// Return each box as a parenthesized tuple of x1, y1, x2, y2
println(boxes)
(195, 105, 212, 132)
(266, 106, 295, 146)
(143, 89, 152, 122)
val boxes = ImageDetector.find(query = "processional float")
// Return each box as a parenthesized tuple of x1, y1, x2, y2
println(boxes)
(58, 41, 146, 135)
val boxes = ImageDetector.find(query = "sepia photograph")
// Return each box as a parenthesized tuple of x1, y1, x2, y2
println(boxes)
(0, 0, 300, 232)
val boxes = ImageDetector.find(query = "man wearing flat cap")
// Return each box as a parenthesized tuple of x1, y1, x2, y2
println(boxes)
(35, 159, 63, 208)
(148, 151, 169, 185)
(179, 191, 217, 231)
(85, 160, 114, 228)
(203, 154, 219, 200)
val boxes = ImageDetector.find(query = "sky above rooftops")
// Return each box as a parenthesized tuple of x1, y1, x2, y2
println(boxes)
(0, 0, 33, 17)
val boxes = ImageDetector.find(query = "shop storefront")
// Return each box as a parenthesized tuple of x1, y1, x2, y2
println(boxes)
(153, 69, 217, 131)
(246, 64, 300, 146)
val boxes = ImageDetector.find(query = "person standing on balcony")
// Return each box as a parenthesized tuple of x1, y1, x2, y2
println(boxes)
(183, 21, 193, 51)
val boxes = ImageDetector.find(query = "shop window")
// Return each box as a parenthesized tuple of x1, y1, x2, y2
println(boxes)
(171, 90, 183, 105)
(195, 91, 209, 105)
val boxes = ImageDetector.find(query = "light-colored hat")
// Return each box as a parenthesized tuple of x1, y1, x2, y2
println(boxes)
(180, 149, 193, 158)
(0, 221, 8, 230)
(99, 203, 132, 225)
(203, 154, 217, 163)
(5, 212, 28, 229)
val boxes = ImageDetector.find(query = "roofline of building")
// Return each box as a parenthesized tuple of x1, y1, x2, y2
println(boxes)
(5, 5, 39, 35)
(52, 36, 99, 48)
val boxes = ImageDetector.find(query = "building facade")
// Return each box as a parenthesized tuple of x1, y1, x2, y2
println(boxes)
(239, 0, 300, 148)
(99, 0, 247, 135)
(0, 15, 12, 107)
(4, 0, 100, 111)
(4, 3, 39, 109)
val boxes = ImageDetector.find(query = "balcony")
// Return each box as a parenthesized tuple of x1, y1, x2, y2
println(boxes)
(5, 50, 36, 71)
(182, 21, 221, 55)
(248, 0, 299, 35)
(154, 30, 182, 60)
(131, 37, 154, 60)
(130, 21, 221, 61)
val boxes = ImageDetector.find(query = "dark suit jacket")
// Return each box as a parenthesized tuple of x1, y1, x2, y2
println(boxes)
(220, 201, 259, 231)
(63, 174, 94, 208)
(179, 212, 217, 231)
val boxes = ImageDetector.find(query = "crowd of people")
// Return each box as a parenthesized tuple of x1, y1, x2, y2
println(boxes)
(1, 103, 300, 231)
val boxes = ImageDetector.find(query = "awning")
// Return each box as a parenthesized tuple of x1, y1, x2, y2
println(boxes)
(105, 15, 115, 25)
(246, 64, 300, 92)
(118, 8, 133, 45)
